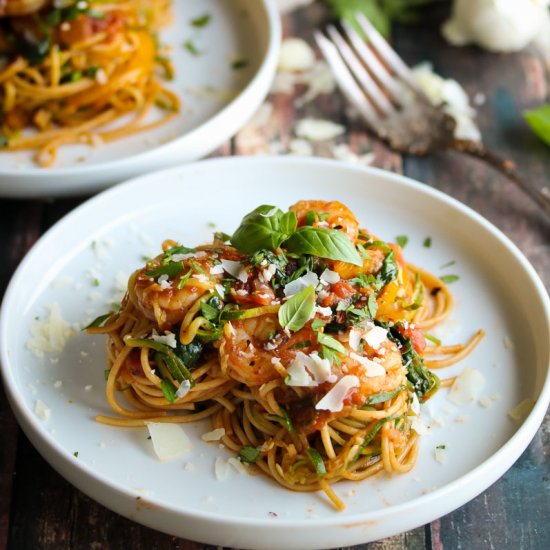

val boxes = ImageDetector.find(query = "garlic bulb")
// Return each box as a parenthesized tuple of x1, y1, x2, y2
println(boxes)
(442, 0, 550, 52)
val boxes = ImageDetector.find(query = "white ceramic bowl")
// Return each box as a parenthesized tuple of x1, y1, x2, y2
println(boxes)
(0, 0, 280, 198)
(1, 157, 549, 549)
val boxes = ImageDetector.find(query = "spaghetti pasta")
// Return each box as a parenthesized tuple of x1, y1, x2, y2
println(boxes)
(87, 200, 483, 510)
(0, 0, 177, 167)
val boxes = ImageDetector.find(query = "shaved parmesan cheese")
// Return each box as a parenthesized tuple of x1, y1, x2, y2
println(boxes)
(210, 264, 224, 275)
(295, 118, 345, 141)
(278, 38, 316, 72)
(508, 398, 535, 423)
(215, 457, 230, 481)
(349, 328, 362, 352)
(283, 271, 319, 297)
(27, 303, 74, 358)
(150, 329, 177, 349)
(315, 375, 359, 412)
(349, 352, 386, 377)
(176, 380, 191, 398)
(215, 284, 225, 298)
(320, 269, 340, 284)
(363, 326, 388, 350)
(314, 306, 332, 317)
(410, 393, 421, 415)
(220, 259, 248, 283)
(434, 446, 447, 464)
(202, 428, 226, 442)
(409, 415, 430, 435)
(447, 368, 486, 406)
(286, 361, 316, 387)
(146, 423, 191, 461)
(35, 399, 51, 421)
(228, 457, 247, 473)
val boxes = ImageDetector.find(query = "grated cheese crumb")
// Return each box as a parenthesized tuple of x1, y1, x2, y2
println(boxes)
(295, 118, 345, 141)
(215, 457, 230, 481)
(27, 303, 74, 358)
(35, 399, 51, 421)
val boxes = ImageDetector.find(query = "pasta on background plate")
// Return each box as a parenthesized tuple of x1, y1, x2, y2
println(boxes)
(88, 200, 483, 510)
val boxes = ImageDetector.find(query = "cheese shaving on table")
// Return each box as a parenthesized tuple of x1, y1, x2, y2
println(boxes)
(447, 367, 486, 406)
(295, 118, 345, 141)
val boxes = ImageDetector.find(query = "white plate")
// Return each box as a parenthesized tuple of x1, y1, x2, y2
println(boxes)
(1, 157, 549, 549)
(0, 0, 279, 198)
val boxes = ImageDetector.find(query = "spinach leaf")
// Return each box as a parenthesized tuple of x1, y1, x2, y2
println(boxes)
(239, 445, 260, 463)
(174, 339, 203, 369)
(376, 249, 398, 286)
(285, 227, 362, 266)
(524, 104, 550, 147)
(383, 324, 439, 400)
(160, 379, 178, 403)
(278, 285, 316, 332)
(231, 205, 297, 254)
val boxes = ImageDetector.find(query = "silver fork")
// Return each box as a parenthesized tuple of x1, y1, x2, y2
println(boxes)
(314, 13, 550, 217)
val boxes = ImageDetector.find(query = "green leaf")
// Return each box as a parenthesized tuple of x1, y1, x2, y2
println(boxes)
(524, 104, 550, 147)
(423, 237, 432, 248)
(184, 40, 200, 55)
(278, 285, 316, 332)
(366, 293, 378, 318)
(127, 339, 195, 386)
(363, 386, 404, 405)
(231, 57, 248, 70)
(311, 319, 326, 332)
(424, 333, 441, 346)
(440, 274, 459, 284)
(285, 227, 362, 266)
(323, 0, 391, 37)
(145, 262, 183, 278)
(317, 332, 347, 354)
(200, 301, 219, 321)
(166, 244, 195, 256)
(440, 260, 456, 269)
(353, 416, 398, 462)
(376, 249, 398, 287)
(306, 448, 327, 477)
(239, 445, 260, 464)
(231, 205, 297, 254)
(395, 235, 408, 248)
(160, 379, 178, 403)
(84, 313, 111, 329)
(191, 13, 211, 27)
(267, 408, 294, 432)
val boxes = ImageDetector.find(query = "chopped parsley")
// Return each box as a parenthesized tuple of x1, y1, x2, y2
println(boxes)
(423, 237, 432, 248)
(395, 235, 408, 248)
(439, 274, 459, 284)
(191, 14, 211, 27)
(231, 57, 249, 70)
(184, 40, 200, 56)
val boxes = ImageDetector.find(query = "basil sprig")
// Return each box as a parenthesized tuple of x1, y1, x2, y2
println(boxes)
(231, 205, 297, 253)
(231, 204, 362, 266)
(285, 227, 362, 266)
(278, 285, 315, 332)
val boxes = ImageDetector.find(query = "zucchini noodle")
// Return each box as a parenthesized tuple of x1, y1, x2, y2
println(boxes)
(87, 200, 483, 511)
(0, 0, 177, 167)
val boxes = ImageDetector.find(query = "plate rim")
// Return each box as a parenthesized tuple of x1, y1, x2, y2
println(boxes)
(1, 156, 549, 538)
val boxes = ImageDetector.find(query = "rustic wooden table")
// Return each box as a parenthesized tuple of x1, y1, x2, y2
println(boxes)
(1, 5, 549, 550)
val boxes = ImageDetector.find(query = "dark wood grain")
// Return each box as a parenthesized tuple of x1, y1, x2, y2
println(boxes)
(0, 4, 549, 550)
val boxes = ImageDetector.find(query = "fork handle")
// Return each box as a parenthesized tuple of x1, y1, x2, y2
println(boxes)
(453, 139, 550, 217)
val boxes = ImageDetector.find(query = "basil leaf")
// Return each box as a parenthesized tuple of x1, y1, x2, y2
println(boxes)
(174, 339, 203, 369)
(306, 448, 327, 477)
(160, 379, 178, 403)
(145, 262, 183, 278)
(376, 249, 398, 286)
(278, 285, 315, 332)
(166, 244, 195, 256)
(84, 312, 110, 329)
(440, 274, 459, 284)
(285, 227, 362, 266)
(317, 332, 346, 354)
(363, 386, 404, 406)
(423, 237, 432, 248)
(395, 235, 408, 248)
(239, 445, 260, 464)
(231, 205, 297, 254)
(353, 416, 398, 462)
(200, 301, 219, 321)
(366, 294, 378, 318)
(524, 104, 550, 147)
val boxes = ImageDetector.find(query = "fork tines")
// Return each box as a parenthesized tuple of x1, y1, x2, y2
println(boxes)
(314, 12, 429, 127)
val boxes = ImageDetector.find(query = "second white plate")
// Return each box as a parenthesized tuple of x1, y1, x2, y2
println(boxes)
(0, 0, 280, 198)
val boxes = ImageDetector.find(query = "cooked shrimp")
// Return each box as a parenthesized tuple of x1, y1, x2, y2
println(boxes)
(129, 251, 217, 329)
(290, 200, 360, 244)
